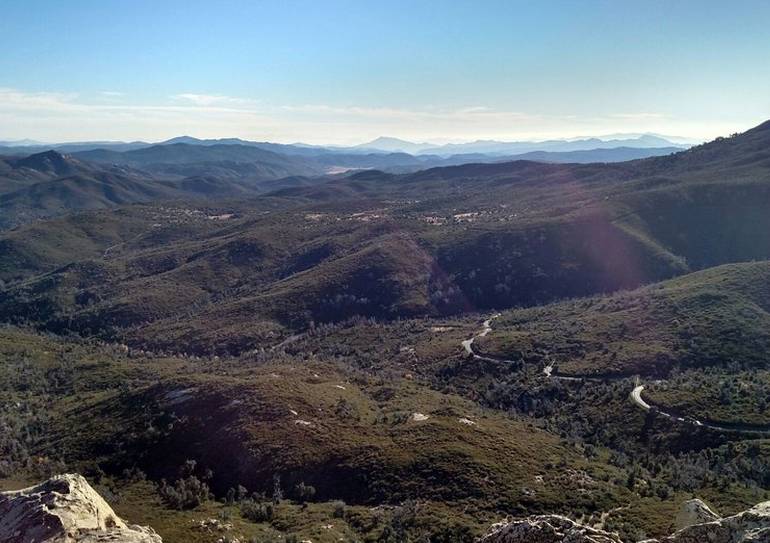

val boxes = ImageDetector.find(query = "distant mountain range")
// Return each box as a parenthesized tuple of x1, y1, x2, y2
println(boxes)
(65, 140, 683, 174)
(0, 132, 690, 158)
(418, 134, 685, 156)
(0, 127, 697, 230)
(0, 132, 689, 228)
(0, 134, 689, 176)
(501, 146, 683, 164)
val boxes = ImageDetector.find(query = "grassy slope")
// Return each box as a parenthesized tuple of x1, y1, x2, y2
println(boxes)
(477, 261, 770, 375)
(2, 313, 770, 541)
(0, 326, 645, 540)
(644, 370, 770, 426)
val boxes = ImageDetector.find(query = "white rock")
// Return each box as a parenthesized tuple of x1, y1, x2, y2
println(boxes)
(0, 473, 162, 542)
(480, 514, 622, 543)
(482, 498, 770, 543)
(662, 500, 770, 543)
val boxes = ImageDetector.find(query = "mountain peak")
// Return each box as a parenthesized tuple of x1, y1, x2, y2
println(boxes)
(161, 135, 203, 145)
(30, 149, 65, 160)
(368, 136, 421, 145)
(354, 136, 433, 153)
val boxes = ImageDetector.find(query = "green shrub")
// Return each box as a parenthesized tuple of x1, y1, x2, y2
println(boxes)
(158, 461, 212, 510)
(240, 499, 274, 523)
(159, 475, 211, 510)
(332, 499, 346, 518)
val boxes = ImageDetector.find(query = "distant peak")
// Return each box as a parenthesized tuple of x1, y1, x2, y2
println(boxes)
(161, 135, 203, 145)
(354, 136, 435, 153)
(20, 149, 68, 164)
(15, 149, 83, 176)
(369, 136, 420, 144)
(35, 149, 66, 158)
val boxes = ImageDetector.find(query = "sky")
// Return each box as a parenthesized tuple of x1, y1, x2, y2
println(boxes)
(1, 0, 770, 145)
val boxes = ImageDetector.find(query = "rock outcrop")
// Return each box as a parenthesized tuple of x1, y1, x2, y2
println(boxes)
(659, 500, 770, 543)
(0, 474, 162, 543)
(673, 498, 719, 531)
(5, 475, 770, 543)
(480, 515, 623, 543)
(482, 499, 770, 543)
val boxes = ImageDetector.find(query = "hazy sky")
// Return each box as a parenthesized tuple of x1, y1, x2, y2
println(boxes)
(2, 0, 769, 144)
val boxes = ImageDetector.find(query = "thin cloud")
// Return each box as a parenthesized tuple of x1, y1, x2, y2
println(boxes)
(611, 112, 667, 120)
(0, 88, 80, 111)
(0, 87, 740, 144)
(280, 103, 538, 123)
(171, 93, 259, 108)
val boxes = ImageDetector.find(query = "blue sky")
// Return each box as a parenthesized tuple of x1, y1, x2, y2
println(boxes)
(1, 0, 769, 143)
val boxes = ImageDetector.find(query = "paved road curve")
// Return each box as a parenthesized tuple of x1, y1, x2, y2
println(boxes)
(463, 315, 770, 435)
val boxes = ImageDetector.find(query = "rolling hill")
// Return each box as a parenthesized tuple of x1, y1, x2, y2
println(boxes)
(1, 121, 769, 355)
(475, 260, 770, 378)
(0, 150, 95, 193)
(0, 151, 190, 227)
(0, 149, 332, 229)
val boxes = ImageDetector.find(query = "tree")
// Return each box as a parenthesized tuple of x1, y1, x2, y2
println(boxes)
(272, 474, 283, 504)
(294, 481, 316, 503)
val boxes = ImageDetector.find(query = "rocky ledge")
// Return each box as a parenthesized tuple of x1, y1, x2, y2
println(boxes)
(481, 514, 623, 543)
(0, 474, 161, 543)
(481, 498, 770, 543)
(3, 474, 770, 543)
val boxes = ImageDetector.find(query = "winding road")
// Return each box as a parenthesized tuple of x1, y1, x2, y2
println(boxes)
(462, 315, 770, 434)
(461, 314, 499, 360)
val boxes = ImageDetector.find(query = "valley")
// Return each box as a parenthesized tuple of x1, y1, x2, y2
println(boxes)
(2, 122, 770, 542)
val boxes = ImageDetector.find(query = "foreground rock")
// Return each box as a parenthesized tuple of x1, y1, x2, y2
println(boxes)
(5, 474, 770, 543)
(659, 500, 770, 543)
(480, 515, 623, 543)
(0, 474, 161, 543)
(482, 499, 770, 543)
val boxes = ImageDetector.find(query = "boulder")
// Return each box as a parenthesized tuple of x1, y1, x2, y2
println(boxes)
(0, 473, 162, 543)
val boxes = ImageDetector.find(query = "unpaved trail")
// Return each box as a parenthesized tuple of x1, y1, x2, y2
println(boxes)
(592, 505, 629, 531)
(102, 226, 158, 258)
